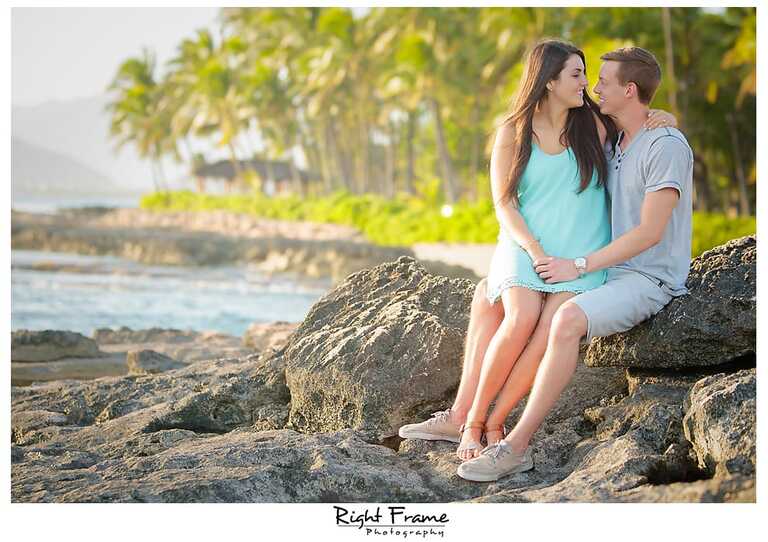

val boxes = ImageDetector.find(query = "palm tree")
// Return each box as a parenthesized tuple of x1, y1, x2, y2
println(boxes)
(222, 7, 317, 197)
(105, 47, 175, 192)
(165, 29, 255, 191)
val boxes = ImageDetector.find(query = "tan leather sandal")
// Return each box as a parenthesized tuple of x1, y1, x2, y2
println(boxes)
(456, 421, 485, 461)
(484, 423, 508, 447)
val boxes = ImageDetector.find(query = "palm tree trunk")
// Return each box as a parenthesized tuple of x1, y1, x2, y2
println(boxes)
(299, 120, 328, 195)
(356, 115, 371, 194)
(468, 98, 482, 202)
(328, 116, 353, 192)
(313, 122, 334, 194)
(156, 158, 168, 192)
(227, 141, 245, 193)
(692, 150, 711, 212)
(661, 7, 679, 115)
(150, 161, 160, 193)
(265, 159, 276, 195)
(428, 96, 459, 204)
(726, 113, 751, 215)
(405, 110, 416, 195)
(384, 118, 397, 199)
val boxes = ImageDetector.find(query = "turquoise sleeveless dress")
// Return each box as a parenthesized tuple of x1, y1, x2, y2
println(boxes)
(486, 141, 611, 304)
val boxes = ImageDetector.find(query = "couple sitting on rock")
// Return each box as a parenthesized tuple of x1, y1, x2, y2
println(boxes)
(399, 40, 694, 482)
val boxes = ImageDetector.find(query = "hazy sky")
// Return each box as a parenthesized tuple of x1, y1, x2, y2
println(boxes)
(12, 7, 220, 107)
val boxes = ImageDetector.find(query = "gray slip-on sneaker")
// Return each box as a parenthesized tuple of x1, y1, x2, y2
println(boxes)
(398, 409, 461, 443)
(456, 440, 534, 482)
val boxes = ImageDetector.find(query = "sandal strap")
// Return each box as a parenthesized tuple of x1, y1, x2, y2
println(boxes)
(459, 421, 485, 433)
(485, 423, 507, 436)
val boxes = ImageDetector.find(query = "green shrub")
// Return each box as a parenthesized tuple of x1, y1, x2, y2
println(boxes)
(692, 212, 756, 256)
(141, 191, 754, 256)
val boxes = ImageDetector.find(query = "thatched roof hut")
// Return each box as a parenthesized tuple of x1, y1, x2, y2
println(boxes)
(194, 159, 318, 183)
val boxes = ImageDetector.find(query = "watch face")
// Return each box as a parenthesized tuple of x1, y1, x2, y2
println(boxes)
(575, 258, 586, 270)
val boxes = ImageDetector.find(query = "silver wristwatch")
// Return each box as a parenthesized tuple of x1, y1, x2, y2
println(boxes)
(574, 257, 587, 277)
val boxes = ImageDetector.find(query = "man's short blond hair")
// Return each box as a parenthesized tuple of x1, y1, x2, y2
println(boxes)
(601, 47, 662, 104)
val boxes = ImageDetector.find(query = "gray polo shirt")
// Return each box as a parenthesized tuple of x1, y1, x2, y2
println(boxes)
(606, 126, 694, 296)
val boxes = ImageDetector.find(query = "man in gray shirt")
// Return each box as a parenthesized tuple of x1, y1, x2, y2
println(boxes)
(456, 46, 694, 481)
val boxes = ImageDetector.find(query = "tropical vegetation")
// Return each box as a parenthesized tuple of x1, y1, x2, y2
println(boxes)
(107, 7, 756, 245)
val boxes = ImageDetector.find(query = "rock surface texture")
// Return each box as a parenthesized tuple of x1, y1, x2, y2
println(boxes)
(12, 330, 102, 362)
(126, 350, 187, 376)
(585, 236, 756, 369)
(683, 368, 756, 478)
(284, 257, 472, 438)
(11, 242, 756, 503)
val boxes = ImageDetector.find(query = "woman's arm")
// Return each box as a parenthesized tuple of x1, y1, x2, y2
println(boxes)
(490, 123, 547, 261)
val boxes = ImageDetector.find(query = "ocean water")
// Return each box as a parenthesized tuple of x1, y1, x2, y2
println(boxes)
(12, 193, 144, 214)
(11, 249, 332, 338)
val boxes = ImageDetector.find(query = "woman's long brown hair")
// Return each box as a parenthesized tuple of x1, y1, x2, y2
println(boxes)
(495, 39, 618, 208)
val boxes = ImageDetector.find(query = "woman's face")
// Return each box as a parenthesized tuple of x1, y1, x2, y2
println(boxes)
(548, 54, 588, 109)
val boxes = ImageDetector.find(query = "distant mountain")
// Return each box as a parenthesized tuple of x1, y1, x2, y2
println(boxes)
(12, 137, 136, 196)
(12, 94, 186, 193)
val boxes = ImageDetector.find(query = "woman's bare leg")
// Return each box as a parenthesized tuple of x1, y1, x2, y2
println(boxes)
(447, 278, 506, 427)
(502, 301, 589, 454)
(458, 286, 543, 460)
(484, 291, 575, 445)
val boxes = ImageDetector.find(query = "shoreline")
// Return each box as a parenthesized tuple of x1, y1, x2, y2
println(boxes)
(12, 207, 490, 282)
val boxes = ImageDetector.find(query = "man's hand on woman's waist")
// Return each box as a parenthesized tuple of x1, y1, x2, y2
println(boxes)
(534, 257, 579, 283)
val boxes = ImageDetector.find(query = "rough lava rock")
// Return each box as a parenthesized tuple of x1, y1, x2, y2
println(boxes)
(126, 350, 186, 375)
(585, 236, 756, 369)
(284, 256, 472, 439)
(10, 238, 757, 503)
(12, 330, 102, 362)
(683, 368, 756, 477)
(242, 322, 298, 351)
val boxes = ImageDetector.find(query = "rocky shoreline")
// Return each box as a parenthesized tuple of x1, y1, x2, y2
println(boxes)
(11, 325, 297, 387)
(11, 208, 482, 282)
(10, 236, 756, 502)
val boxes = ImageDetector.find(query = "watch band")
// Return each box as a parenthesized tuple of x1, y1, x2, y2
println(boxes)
(575, 257, 587, 277)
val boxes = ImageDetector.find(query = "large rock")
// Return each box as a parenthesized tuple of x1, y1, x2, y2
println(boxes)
(12, 330, 102, 362)
(283, 256, 472, 438)
(585, 236, 756, 369)
(682, 368, 756, 477)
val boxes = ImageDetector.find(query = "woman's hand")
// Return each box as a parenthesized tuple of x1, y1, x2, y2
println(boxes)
(645, 109, 678, 129)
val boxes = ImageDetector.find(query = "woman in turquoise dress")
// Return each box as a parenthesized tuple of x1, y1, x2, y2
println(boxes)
(453, 40, 675, 461)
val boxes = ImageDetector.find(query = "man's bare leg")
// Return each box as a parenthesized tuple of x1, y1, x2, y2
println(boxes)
(448, 278, 505, 427)
(483, 291, 575, 445)
(501, 301, 588, 454)
(457, 287, 543, 460)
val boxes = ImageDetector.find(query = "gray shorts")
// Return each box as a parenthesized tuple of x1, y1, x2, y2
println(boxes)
(570, 267, 674, 342)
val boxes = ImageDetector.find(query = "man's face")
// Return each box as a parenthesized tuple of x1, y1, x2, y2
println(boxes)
(593, 61, 627, 116)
